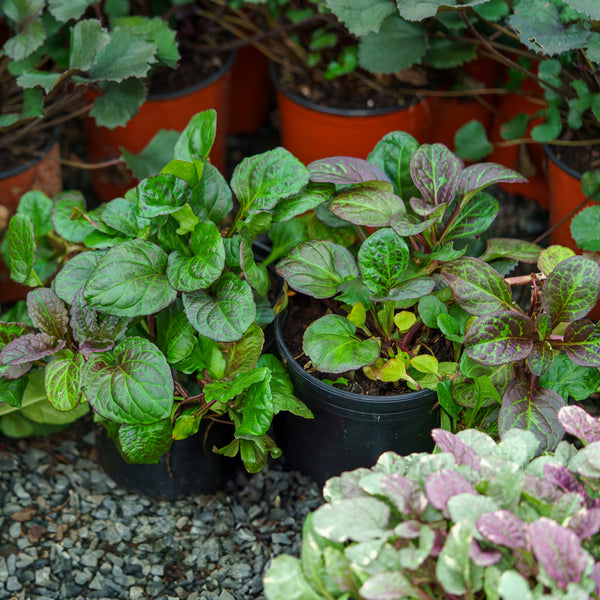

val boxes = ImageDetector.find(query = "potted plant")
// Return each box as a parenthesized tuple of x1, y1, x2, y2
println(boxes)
(0, 110, 313, 498)
(264, 406, 600, 599)
(0, 0, 179, 302)
(271, 130, 539, 484)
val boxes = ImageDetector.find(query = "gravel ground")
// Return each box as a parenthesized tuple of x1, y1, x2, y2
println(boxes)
(0, 415, 323, 600)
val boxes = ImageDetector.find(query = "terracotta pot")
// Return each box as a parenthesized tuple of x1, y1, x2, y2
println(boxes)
(271, 63, 431, 164)
(86, 51, 235, 203)
(544, 143, 600, 320)
(228, 45, 273, 134)
(0, 136, 62, 305)
(488, 71, 549, 207)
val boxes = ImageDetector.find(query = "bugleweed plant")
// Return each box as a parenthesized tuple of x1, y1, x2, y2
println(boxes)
(264, 405, 600, 600)
(0, 110, 313, 472)
(275, 133, 536, 393)
(442, 244, 600, 452)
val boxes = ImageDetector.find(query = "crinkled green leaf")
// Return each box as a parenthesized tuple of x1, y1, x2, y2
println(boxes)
(89, 78, 147, 129)
(51, 191, 95, 243)
(7, 213, 37, 285)
(69, 18, 111, 70)
(45, 351, 83, 411)
(117, 419, 173, 464)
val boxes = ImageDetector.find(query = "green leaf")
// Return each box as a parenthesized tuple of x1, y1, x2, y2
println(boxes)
(45, 351, 83, 411)
(441, 257, 514, 316)
(69, 18, 111, 70)
(263, 555, 325, 600)
(276, 240, 358, 299)
(16, 190, 53, 237)
(303, 314, 380, 373)
(84, 239, 177, 317)
(465, 313, 535, 366)
(396, 0, 489, 20)
(479, 238, 541, 263)
(324, 0, 396, 36)
(329, 184, 406, 227)
(571, 205, 600, 251)
(89, 79, 147, 129)
(454, 120, 494, 161)
(541, 255, 600, 324)
(83, 337, 173, 424)
(442, 192, 498, 242)
(231, 147, 309, 215)
(136, 173, 193, 218)
(358, 14, 427, 74)
(358, 229, 409, 296)
(121, 129, 180, 180)
(156, 300, 197, 365)
(117, 419, 173, 464)
(3, 18, 45, 62)
(424, 37, 477, 69)
(89, 25, 158, 81)
(173, 110, 217, 162)
(367, 131, 420, 199)
(53, 252, 102, 305)
(51, 191, 95, 243)
(48, 0, 95, 21)
(166, 221, 225, 292)
(182, 273, 256, 342)
(538, 245, 576, 276)
(539, 352, 600, 401)
(7, 214, 37, 286)
(530, 103, 562, 142)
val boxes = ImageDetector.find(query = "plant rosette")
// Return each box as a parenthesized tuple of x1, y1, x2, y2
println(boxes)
(0, 110, 315, 473)
(275, 132, 536, 421)
(441, 244, 600, 453)
(264, 405, 600, 600)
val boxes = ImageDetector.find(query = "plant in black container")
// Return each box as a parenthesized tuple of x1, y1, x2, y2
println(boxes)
(0, 110, 313, 496)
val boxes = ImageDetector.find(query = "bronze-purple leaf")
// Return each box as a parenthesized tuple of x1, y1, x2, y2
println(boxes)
(0, 333, 65, 366)
(562, 319, 600, 367)
(308, 156, 391, 185)
(410, 143, 462, 206)
(458, 163, 527, 198)
(477, 509, 530, 550)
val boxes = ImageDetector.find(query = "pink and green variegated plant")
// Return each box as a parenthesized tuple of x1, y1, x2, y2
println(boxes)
(441, 244, 600, 453)
(264, 406, 600, 600)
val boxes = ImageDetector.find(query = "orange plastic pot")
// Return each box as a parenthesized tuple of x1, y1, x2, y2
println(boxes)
(0, 137, 62, 305)
(86, 51, 235, 202)
(545, 143, 600, 320)
(271, 64, 431, 164)
(228, 45, 273, 134)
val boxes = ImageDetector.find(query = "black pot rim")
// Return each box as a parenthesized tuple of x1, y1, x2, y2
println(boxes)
(543, 143, 582, 181)
(0, 127, 60, 180)
(148, 49, 236, 102)
(268, 60, 421, 117)
(274, 310, 437, 411)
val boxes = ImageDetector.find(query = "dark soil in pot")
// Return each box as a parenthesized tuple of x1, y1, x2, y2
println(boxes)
(548, 126, 600, 174)
(280, 291, 455, 396)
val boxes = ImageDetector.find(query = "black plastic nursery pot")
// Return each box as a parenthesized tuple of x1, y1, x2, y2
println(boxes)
(95, 419, 237, 501)
(274, 311, 440, 487)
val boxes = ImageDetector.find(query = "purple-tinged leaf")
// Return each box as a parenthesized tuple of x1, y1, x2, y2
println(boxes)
(0, 362, 32, 380)
(358, 229, 409, 296)
(381, 473, 428, 517)
(275, 240, 358, 299)
(382, 277, 436, 304)
(410, 144, 462, 206)
(0, 333, 65, 366)
(27, 288, 68, 338)
(566, 508, 600, 539)
(544, 462, 584, 494)
(498, 382, 565, 453)
(522, 473, 562, 505)
(308, 156, 391, 185)
(431, 429, 481, 471)
(424, 469, 476, 515)
(329, 185, 405, 227)
(536, 313, 553, 341)
(592, 562, 600, 598)
(478, 237, 542, 264)
(441, 257, 514, 316)
(527, 340, 554, 376)
(441, 192, 499, 242)
(529, 517, 587, 588)
(542, 255, 600, 324)
(465, 312, 535, 366)
(558, 405, 600, 444)
(477, 510, 530, 550)
(394, 520, 422, 539)
(562, 319, 600, 367)
(390, 213, 435, 236)
(470, 539, 502, 566)
(409, 196, 440, 216)
(458, 162, 527, 197)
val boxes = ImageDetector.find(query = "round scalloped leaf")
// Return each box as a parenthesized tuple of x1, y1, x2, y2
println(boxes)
(303, 314, 380, 373)
(358, 229, 409, 296)
(571, 205, 600, 252)
(83, 336, 173, 425)
(84, 239, 177, 317)
(53, 251, 103, 305)
(50, 191, 96, 243)
(183, 273, 256, 342)
(541, 255, 600, 324)
(117, 419, 173, 464)
(465, 312, 535, 366)
(166, 220, 225, 292)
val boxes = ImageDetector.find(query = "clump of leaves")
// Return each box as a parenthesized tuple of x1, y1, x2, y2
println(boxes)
(264, 408, 600, 600)
(442, 244, 600, 453)
(276, 132, 536, 396)
(0, 110, 313, 473)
